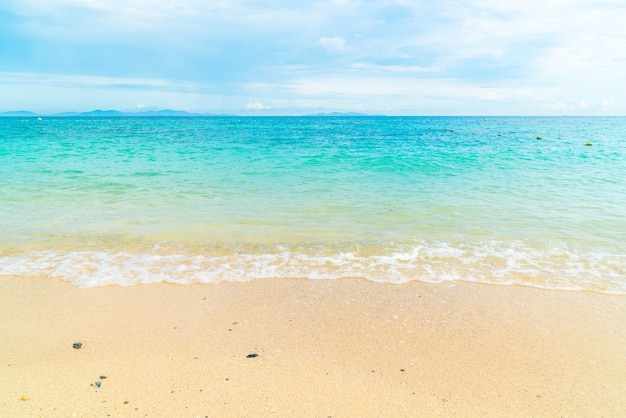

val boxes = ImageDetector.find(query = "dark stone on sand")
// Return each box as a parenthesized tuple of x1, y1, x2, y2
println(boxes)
(72, 342, 82, 349)
(100, 375, 107, 379)
(92, 382, 101, 388)
(246, 353, 259, 358)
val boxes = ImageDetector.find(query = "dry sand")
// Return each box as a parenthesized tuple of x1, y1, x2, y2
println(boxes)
(1, 275, 625, 417)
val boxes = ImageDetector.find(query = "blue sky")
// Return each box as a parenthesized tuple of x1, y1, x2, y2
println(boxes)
(1, 0, 625, 115)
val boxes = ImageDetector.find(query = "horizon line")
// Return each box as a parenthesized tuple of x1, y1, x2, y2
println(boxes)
(1, 109, 624, 118)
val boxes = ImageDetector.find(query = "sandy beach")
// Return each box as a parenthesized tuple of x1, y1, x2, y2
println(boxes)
(1, 275, 625, 417)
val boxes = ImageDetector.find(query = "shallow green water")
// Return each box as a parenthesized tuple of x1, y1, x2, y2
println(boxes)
(1, 116, 625, 292)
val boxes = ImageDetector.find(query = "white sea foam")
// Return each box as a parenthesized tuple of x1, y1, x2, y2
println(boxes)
(1, 241, 624, 294)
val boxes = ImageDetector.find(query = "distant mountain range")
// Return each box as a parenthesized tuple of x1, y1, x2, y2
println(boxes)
(0, 109, 384, 117)
(0, 110, 40, 117)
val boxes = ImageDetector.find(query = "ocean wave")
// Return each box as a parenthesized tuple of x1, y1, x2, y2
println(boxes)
(1, 241, 624, 294)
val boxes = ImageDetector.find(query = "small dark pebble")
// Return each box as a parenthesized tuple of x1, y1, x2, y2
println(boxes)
(246, 353, 259, 358)
(92, 382, 101, 388)
(99, 375, 107, 379)
(72, 342, 82, 349)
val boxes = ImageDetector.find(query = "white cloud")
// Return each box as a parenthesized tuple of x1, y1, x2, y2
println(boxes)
(546, 98, 596, 112)
(0, 71, 222, 113)
(285, 75, 531, 100)
(602, 97, 616, 108)
(350, 63, 438, 73)
(319, 36, 346, 53)
(0, 71, 191, 89)
(2, 1, 626, 114)
(245, 101, 271, 110)
(546, 101, 564, 109)
(241, 73, 539, 115)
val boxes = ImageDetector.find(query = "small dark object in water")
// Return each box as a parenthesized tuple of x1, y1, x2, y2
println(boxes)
(72, 342, 82, 349)
(246, 353, 259, 358)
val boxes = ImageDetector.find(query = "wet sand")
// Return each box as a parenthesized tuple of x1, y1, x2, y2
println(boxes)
(1, 275, 625, 417)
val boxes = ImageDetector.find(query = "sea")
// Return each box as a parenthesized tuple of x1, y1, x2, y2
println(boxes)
(1, 116, 625, 293)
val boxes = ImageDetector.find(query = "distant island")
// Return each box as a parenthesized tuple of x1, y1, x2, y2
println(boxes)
(0, 110, 39, 117)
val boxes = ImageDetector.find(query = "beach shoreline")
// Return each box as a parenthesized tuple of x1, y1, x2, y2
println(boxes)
(1, 275, 625, 417)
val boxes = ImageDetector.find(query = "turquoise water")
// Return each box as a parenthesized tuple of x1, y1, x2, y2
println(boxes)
(1, 116, 625, 292)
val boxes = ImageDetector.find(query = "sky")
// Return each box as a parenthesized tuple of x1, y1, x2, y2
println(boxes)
(1, 0, 625, 115)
